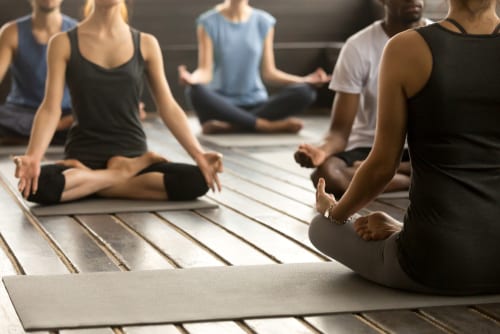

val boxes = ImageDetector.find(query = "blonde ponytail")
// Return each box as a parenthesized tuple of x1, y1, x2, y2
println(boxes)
(84, 0, 129, 22)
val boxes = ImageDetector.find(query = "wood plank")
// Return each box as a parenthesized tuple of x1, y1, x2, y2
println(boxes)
(183, 321, 247, 334)
(0, 288, 25, 334)
(75, 214, 257, 333)
(0, 177, 67, 334)
(157, 211, 274, 265)
(0, 238, 24, 334)
(60, 329, 115, 334)
(475, 304, 500, 320)
(219, 172, 316, 223)
(123, 324, 182, 334)
(0, 179, 67, 275)
(209, 188, 316, 251)
(75, 214, 174, 271)
(245, 318, 317, 334)
(218, 147, 313, 190)
(421, 306, 500, 334)
(117, 212, 222, 268)
(0, 235, 16, 276)
(364, 310, 447, 333)
(122, 325, 183, 334)
(222, 159, 314, 204)
(306, 314, 381, 334)
(39, 216, 119, 273)
(196, 206, 322, 263)
(118, 212, 315, 333)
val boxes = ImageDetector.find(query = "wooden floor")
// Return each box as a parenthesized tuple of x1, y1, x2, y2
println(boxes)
(0, 116, 499, 334)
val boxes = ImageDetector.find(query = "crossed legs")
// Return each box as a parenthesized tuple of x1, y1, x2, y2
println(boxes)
(51, 152, 167, 202)
(311, 157, 411, 198)
(29, 152, 208, 204)
(308, 212, 432, 293)
(187, 84, 316, 134)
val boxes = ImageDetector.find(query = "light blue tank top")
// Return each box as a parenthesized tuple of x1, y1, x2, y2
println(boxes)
(197, 8, 276, 106)
(6, 15, 77, 111)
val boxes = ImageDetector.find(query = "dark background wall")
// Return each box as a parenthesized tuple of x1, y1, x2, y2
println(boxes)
(0, 0, 446, 111)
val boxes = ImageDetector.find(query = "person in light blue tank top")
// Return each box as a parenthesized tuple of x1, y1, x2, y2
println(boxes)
(0, 0, 77, 144)
(179, 0, 330, 134)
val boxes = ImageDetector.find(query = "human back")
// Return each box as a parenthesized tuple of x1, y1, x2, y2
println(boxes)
(310, 0, 500, 295)
(392, 8, 500, 292)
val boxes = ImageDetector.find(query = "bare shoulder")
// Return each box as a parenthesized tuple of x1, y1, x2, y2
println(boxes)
(383, 30, 432, 96)
(47, 31, 71, 60)
(140, 32, 161, 61)
(384, 30, 429, 62)
(0, 21, 18, 48)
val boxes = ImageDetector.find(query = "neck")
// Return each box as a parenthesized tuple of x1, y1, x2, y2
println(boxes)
(447, 2, 498, 24)
(85, 4, 127, 33)
(383, 17, 424, 37)
(222, 0, 249, 19)
(31, 7, 62, 30)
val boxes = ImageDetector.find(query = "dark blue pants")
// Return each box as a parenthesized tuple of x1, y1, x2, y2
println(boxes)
(186, 83, 317, 130)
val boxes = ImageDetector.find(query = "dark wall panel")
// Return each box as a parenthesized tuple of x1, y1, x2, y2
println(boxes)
(0, 0, 383, 109)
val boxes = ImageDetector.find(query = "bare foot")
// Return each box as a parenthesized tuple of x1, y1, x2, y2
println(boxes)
(353, 212, 402, 241)
(256, 117, 303, 134)
(202, 120, 238, 134)
(107, 152, 167, 177)
(55, 159, 90, 170)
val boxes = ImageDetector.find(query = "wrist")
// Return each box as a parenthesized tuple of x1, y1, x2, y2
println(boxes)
(323, 204, 352, 225)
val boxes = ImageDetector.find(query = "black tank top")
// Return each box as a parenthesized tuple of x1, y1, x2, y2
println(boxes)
(64, 27, 147, 166)
(399, 22, 500, 293)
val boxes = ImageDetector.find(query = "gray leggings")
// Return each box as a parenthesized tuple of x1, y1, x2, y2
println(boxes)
(309, 215, 435, 293)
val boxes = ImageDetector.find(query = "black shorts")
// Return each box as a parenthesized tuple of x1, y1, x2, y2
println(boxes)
(334, 147, 410, 167)
(27, 161, 209, 205)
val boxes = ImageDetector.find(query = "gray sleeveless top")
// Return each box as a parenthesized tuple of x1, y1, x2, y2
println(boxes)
(400, 23, 500, 294)
(64, 27, 147, 165)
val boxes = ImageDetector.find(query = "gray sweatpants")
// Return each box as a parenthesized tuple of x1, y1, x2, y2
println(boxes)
(309, 214, 434, 293)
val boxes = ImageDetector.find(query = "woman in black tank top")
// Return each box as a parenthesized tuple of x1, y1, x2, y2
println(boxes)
(309, 0, 500, 295)
(13, 0, 223, 204)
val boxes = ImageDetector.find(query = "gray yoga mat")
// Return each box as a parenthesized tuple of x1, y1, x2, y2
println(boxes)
(377, 191, 409, 199)
(198, 131, 319, 147)
(30, 198, 218, 216)
(4, 262, 500, 330)
(0, 159, 218, 216)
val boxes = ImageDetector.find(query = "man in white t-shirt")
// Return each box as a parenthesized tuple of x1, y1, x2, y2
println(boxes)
(294, 0, 430, 197)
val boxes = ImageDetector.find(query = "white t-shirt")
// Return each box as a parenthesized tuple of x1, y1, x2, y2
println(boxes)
(330, 20, 431, 150)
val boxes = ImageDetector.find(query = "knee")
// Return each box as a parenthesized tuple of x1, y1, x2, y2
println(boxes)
(164, 164, 209, 201)
(311, 164, 346, 198)
(308, 214, 330, 251)
(27, 166, 67, 205)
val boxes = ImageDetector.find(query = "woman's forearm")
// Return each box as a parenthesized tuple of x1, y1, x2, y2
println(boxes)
(158, 101, 204, 161)
(262, 68, 306, 86)
(331, 158, 396, 220)
(26, 107, 61, 160)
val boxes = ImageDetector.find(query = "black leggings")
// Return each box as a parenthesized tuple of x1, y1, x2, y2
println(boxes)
(28, 162, 209, 205)
(186, 83, 317, 130)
